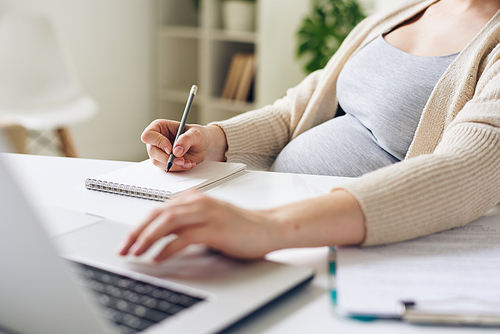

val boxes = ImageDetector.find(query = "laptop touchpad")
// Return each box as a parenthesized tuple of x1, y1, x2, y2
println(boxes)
(53, 220, 247, 281)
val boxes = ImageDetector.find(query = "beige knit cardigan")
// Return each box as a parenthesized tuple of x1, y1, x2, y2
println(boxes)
(214, 0, 500, 246)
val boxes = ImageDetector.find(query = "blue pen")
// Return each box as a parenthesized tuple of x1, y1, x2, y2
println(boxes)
(329, 247, 337, 306)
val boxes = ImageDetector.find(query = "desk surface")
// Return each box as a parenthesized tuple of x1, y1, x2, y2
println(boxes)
(3, 154, 492, 334)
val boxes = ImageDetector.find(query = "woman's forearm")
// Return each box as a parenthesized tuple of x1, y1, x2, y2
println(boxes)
(267, 189, 366, 250)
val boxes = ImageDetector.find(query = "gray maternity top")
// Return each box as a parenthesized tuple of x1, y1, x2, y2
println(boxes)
(271, 34, 458, 177)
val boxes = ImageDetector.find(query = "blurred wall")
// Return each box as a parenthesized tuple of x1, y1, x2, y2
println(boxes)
(257, 0, 310, 105)
(0, 0, 402, 162)
(0, 0, 154, 162)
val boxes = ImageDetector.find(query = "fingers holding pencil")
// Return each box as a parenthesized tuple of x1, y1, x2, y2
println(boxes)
(141, 85, 197, 172)
(141, 85, 229, 172)
(142, 121, 213, 172)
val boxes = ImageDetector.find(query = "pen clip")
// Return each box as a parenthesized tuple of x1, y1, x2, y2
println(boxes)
(398, 299, 500, 327)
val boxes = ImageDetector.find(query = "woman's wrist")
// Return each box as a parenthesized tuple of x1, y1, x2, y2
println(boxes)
(205, 124, 228, 162)
(266, 189, 366, 250)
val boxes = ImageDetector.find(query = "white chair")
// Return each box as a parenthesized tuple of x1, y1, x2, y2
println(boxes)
(0, 10, 98, 157)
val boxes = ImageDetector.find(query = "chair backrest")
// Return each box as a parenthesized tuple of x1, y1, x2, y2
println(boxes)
(0, 11, 82, 107)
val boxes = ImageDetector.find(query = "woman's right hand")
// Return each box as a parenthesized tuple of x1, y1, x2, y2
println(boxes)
(141, 120, 228, 172)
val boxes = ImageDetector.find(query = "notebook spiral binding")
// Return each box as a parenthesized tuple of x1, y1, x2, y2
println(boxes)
(85, 178, 171, 201)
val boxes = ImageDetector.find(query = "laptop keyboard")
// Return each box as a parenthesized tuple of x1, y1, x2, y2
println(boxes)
(71, 262, 204, 334)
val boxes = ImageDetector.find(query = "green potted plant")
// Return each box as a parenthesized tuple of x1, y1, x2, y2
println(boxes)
(193, 0, 200, 12)
(220, 0, 257, 32)
(296, 0, 365, 73)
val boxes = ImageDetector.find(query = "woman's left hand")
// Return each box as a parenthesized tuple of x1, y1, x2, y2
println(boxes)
(118, 191, 280, 262)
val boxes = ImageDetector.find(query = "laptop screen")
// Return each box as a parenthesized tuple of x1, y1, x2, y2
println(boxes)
(0, 141, 111, 334)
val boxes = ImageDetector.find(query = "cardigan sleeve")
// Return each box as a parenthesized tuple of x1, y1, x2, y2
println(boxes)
(338, 62, 500, 246)
(212, 69, 325, 170)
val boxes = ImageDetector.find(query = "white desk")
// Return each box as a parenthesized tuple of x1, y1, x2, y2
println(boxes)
(3, 154, 492, 334)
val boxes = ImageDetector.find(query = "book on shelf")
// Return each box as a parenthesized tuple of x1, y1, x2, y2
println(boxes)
(234, 54, 255, 101)
(221, 52, 255, 102)
(85, 159, 246, 201)
(221, 53, 244, 100)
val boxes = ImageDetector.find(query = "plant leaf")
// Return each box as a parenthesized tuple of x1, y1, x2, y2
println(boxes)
(296, 0, 365, 74)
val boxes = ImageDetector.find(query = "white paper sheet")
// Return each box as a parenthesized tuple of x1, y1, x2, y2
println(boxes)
(336, 215, 500, 317)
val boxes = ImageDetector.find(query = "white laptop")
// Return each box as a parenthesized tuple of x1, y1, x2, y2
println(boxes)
(0, 136, 314, 334)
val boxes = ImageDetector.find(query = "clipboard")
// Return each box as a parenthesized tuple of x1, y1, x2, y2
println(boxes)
(331, 216, 500, 326)
(328, 244, 500, 327)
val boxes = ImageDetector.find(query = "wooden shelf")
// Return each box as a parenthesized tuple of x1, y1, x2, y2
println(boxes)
(208, 97, 257, 112)
(159, 89, 202, 104)
(158, 26, 201, 39)
(155, 0, 308, 125)
(209, 29, 258, 44)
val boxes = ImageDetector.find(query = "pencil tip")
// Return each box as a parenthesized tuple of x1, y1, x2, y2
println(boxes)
(166, 162, 172, 173)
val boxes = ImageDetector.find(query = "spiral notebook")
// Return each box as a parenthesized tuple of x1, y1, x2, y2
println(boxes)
(85, 159, 246, 201)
